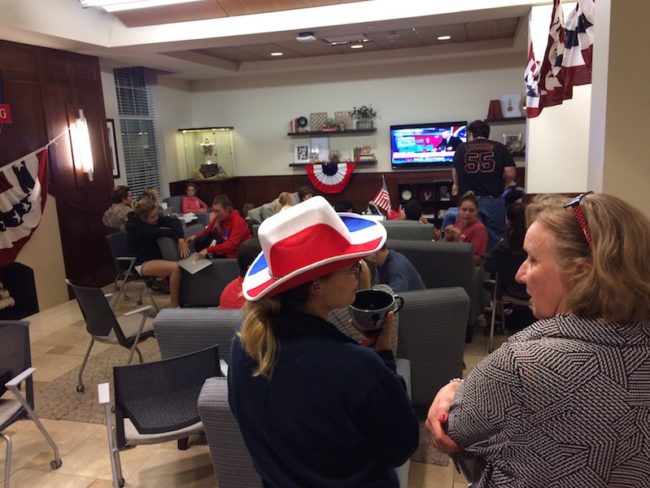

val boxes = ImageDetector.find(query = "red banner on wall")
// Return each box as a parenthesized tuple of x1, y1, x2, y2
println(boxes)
(0, 104, 11, 124)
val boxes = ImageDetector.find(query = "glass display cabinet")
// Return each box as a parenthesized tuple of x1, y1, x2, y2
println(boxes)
(178, 127, 235, 179)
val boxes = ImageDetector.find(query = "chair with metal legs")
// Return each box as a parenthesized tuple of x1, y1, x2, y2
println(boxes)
(483, 273, 530, 353)
(66, 279, 154, 393)
(0, 321, 62, 487)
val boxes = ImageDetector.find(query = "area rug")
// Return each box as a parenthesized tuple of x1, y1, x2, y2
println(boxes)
(34, 339, 448, 466)
(34, 338, 161, 425)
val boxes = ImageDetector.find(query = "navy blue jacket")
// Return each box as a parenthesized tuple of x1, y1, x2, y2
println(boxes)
(229, 310, 419, 487)
(377, 250, 425, 293)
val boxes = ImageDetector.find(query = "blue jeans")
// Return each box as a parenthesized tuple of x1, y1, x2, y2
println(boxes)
(477, 197, 506, 250)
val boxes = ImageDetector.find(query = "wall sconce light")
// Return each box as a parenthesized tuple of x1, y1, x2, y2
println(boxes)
(70, 109, 94, 181)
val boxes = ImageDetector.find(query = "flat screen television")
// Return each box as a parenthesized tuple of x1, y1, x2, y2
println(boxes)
(390, 121, 467, 169)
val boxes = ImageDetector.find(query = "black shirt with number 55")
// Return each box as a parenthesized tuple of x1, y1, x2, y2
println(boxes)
(453, 138, 515, 198)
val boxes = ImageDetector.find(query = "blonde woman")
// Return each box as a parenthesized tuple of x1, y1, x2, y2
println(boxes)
(229, 197, 419, 487)
(428, 193, 650, 486)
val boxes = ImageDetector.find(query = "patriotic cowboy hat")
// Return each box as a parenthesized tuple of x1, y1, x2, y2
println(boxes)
(242, 196, 386, 301)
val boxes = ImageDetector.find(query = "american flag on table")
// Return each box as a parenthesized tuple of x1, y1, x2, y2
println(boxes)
(371, 175, 391, 214)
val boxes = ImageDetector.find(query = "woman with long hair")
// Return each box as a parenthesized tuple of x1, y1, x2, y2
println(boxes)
(444, 191, 489, 265)
(229, 196, 419, 487)
(126, 198, 189, 308)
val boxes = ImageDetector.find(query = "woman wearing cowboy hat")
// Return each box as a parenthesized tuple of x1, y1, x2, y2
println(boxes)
(229, 196, 419, 487)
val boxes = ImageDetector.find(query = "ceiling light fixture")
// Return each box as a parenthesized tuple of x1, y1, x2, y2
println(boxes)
(296, 32, 318, 43)
(270, 52, 284, 57)
(350, 44, 364, 49)
(437, 35, 452, 41)
(79, 0, 201, 12)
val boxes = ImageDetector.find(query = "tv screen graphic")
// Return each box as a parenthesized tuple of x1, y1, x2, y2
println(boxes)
(390, 122, 467, 169)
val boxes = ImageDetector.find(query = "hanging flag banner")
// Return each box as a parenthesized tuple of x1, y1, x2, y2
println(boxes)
(561, 0, 595, 89)
(0, 149, 49, 267)
(524, 43, 542, 118)
(306, 162, 356, 194)
(0, 71, 12, 124)
(528, 0, 595, 118)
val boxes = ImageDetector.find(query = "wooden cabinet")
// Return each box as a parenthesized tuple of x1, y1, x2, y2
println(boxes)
(398, 180, 454, 225)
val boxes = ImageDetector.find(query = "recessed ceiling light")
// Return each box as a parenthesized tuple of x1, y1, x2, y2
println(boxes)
(80, 0, 201, 12)
(296, 32, 318, 43)
(271, 52, 284, 57)
(437, 35, 452, 41)
(350, 44, 364, 49)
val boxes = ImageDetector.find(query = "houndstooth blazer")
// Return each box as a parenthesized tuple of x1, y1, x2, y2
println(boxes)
(448, 314, 650, 487)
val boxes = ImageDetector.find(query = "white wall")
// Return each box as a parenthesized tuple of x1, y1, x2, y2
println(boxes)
(101, 66, 193, 196)
(186, 53, 525, 177)
(17, 195, 68, 310)
(526, 3, 592, 194)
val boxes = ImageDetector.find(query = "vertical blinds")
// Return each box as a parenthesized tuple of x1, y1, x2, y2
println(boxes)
(113, 67, 161, 198)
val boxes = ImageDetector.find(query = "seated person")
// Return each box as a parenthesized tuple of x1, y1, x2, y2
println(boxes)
(140, 187, 161, 207)
(126, 198, 189, 308)
(371, 244, 425, 293)
(275, 191, 294, 213)
(444, 191, 488, 265)
(334, 199, 354, 213)
(219, 238, 261, 309)
(181, 183, 208, 213)
(229, 196, 419, 487)
(102, 185, 133, 231)
(484, 202, 528, 299)
(403, 200, 442, 239)
(187, 194, 252, 258)
(298, 185, 314, 202)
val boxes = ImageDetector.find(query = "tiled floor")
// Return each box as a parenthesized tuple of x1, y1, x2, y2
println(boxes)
(1, 291, 504, 487)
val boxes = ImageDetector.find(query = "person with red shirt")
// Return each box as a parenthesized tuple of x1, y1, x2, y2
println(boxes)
(444, 191, 488, 265)
(219, 238, 261, 308)
(187, 194, 252, 258)
(181, 183, 208, 213)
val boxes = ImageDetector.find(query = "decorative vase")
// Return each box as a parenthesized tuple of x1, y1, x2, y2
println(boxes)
(355, 119, 374, 130)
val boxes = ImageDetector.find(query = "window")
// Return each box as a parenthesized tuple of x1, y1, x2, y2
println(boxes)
(113, 67, 161, 198)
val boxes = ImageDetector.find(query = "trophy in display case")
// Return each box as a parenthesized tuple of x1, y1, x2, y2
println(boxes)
(178, 127, 235, 180)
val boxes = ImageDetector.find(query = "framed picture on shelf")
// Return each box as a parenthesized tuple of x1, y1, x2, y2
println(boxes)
(293, 141, 310, 164)
(106, 118, 120, 178)
(310, 137, 329, 162)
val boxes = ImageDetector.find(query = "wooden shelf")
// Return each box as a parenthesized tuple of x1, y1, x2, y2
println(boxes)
(484, 117, 526, 124)
(287, 129, 377, 137)
(289, 159, 376, 167)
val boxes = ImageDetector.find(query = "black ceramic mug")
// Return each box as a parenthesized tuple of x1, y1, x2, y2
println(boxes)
(348, 289, 404, 332)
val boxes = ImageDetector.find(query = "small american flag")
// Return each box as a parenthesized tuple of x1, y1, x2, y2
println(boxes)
(371, 176, 391, 213)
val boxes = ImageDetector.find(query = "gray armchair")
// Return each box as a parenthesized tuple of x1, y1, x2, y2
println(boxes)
(386, 239, 484, 333)
(154, 308, 243, 363)
(381, 221, 436, 240)
(198, 377, 263, 488)
(397, 287, 469, 417)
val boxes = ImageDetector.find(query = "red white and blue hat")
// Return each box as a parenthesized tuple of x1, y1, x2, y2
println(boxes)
(242, 196, 386, 301)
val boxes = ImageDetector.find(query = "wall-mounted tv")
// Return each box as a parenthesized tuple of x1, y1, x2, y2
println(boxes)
(390, 121, 467, 169)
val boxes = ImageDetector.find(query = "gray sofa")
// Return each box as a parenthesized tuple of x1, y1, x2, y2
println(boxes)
(156, 287, 468, 485)
(386, 239, 484, 329)
(381, 220, 436, 240)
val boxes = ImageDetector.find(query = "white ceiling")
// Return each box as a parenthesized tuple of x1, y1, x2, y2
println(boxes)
(0, 0, 551, 80)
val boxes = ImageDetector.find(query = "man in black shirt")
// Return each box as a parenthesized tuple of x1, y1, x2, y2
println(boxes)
(452, 120, 516, 249)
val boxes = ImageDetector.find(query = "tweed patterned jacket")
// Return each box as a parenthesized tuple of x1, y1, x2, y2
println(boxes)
(448, 314, 650, 487)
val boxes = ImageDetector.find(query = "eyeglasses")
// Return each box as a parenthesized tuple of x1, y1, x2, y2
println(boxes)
(563, 191, 593, 248)
(331, 261, 362, 278)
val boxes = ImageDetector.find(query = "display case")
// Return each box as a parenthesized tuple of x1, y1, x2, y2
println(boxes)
(178, 127, 235, 179)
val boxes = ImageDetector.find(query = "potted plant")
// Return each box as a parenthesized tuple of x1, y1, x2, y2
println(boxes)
(352, 105, 377, 130)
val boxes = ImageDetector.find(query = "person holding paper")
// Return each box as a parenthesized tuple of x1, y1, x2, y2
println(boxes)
(126, 198, 189, 308)
(187, 194, 252, 258)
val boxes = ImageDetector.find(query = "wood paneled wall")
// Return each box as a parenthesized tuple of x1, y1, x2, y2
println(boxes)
(0, 40, 115, 287)
(171, 167, 526, 214)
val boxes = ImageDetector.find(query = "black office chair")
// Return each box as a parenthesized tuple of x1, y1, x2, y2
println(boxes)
(66, 280, 155, 393)
(0, 321, 62, 487)
(484, 272, 530, 353)
(99, 345, 222, 488)
(106, 231, 160, 311)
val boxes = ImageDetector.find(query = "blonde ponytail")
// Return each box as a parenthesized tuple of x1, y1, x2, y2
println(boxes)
(238, 297, 282, 378)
